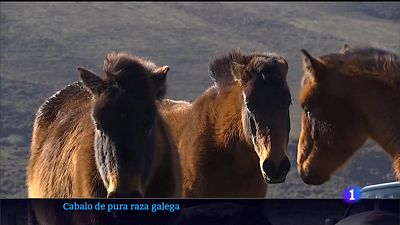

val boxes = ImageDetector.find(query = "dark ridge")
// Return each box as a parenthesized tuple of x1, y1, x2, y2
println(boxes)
(36, 82, 90, 126)
(328, 45, 400, 84)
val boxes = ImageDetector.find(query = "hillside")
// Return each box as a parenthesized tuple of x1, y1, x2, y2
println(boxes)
(1, 2, 399, 198)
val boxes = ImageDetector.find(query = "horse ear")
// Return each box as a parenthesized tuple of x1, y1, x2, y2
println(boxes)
(301, 49, 326, 82)
(149, 65, 169, 99)
(340, 44, 352, 54)
(78, 67, 107, 96)
(153, 65, 170, 77)
(232, 62, 246, 82)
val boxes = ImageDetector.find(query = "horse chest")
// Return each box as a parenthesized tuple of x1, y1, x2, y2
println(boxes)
(188, 145, 266, 197)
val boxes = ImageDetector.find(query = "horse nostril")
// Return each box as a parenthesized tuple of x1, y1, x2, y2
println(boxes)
(263, 160, 275, 176)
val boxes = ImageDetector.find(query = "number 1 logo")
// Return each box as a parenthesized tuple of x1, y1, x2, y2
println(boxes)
(343, 186, 361, 204)
(349, 189, 355, 200)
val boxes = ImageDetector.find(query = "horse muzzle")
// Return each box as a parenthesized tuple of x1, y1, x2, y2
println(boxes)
(107, 190, 143, 198)
(106, 175, 144, 198)
(262, 157, 290, 184)
(299, 167, 329, 185)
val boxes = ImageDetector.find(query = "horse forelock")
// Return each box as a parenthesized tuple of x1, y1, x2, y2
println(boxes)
(299, 80, 318, 108)
(103, 52, 153, 83)
(209, 49, 287, 87)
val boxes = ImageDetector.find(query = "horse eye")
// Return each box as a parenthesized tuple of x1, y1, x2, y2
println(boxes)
(94, 122, 101, 130)
(261, 73, 267, 81)
(304, 106, 312, 118)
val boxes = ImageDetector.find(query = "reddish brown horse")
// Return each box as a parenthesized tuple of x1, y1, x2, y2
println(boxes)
(298, 45, 400, 185)
(159, 49, 292, 197)
(27, 52, 182, 198)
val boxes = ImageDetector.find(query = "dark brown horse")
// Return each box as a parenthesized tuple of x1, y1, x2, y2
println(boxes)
(159, 49, 292, 197)
(27, 52, 182, 198)
(298, 45, 400, 185)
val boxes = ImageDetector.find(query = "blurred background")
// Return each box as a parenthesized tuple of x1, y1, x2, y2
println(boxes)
(1, 2, 399, 198)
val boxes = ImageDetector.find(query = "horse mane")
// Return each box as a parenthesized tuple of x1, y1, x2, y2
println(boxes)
(324, 46, 400, 85)
(209, 48, 283, 87)
(36, 82, 90, 127)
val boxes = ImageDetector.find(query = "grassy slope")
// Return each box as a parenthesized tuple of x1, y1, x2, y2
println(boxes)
(0, 2, 399, 198)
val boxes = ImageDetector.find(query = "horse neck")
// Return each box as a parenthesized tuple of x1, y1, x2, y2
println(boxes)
(212, 83, 249, 147)
(343, 77, 400, 156)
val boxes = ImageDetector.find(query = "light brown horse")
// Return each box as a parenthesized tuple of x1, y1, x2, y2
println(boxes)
(159, 49, 292, 197)
(298, 44, 400, 185)
(27, 52, 182, 198)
